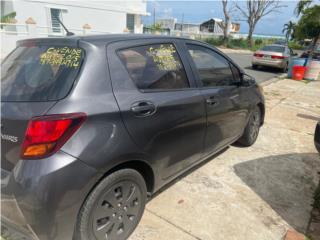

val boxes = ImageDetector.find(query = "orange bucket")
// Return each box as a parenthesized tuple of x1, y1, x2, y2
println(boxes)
(292, 66, 307, 81)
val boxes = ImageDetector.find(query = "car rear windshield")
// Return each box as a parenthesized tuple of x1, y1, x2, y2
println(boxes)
(1, 45, 84, 102)
(260, 45, 285, 53)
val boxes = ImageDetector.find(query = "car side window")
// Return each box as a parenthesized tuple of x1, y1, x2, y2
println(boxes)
(117, 43, 189, 90)
(187, 44, 234, 87)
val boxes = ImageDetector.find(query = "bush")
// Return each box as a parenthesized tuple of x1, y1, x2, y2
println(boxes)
(227, 38, 248, 49)
(255, 39, 263, 45)
(204, 37, 224, 46)
(288, 41, 304, 50)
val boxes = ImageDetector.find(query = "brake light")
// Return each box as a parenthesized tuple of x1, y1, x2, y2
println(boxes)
(21, 113, 87, 159)
(254, 53, 264, 57)
(271, 55, 285, 59)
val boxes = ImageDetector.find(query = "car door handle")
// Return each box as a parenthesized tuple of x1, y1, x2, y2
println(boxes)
(131, 101, 156, 116)
(206, 97, 219, 106)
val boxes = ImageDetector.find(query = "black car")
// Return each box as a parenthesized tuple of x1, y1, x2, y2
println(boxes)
(315, 122, 320, 153)
(1, 34, 265, 240)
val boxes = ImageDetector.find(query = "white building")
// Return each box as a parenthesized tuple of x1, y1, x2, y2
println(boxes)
(0, 0, 148, 57)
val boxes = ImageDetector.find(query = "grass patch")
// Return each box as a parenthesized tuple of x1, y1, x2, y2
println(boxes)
(202, 36, 286, 51)
(201, 37, 304, 52)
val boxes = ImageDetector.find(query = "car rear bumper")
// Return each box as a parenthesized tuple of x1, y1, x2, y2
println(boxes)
(1, 151, 101, 240)
(252, 57, 286, 69)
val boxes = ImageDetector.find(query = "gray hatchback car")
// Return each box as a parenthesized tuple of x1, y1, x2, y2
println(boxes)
(1, 34, 265, 240)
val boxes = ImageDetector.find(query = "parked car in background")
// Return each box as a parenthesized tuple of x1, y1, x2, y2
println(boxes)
(315, 122, 320, 153)
(252, 44, 295, 72)
(1, 34, 265, 240)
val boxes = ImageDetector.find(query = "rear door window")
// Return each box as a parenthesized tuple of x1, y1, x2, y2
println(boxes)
(117, 43, 190, 90)
(1, 45, 84, 101)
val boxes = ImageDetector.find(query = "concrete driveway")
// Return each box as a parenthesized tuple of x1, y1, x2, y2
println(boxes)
(130, 79, 320, 240)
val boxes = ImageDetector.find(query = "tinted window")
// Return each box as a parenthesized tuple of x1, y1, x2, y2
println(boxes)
(187, 44, 234, 87)
(118, 44, 189, 90)
(261, 45, 285, 53)
(1, 45, 84, 101)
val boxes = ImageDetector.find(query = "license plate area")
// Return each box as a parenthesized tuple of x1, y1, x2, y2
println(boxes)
(264, 55, 271, 59)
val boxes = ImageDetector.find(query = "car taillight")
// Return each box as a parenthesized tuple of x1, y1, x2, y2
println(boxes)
(271, 55, 285, 59)
(254, 53, 264, 57)
(21, 113, 87, 159)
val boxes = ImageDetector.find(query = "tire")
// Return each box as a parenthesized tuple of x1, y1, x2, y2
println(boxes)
(252, 64, 258, 70)
(75, 169, 147, 240)
(282, 62, 288, 73)
(237, 106, 261, 147)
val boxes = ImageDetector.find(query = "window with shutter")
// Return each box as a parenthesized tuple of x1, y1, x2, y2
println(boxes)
(50, 8, 62, 33)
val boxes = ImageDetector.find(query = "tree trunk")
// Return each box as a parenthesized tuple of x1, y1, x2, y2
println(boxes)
(222, 0, 230, 47)
(223, 27, 229, 46)
(308, 34, 320, 60)
(247, 26, 254, 48)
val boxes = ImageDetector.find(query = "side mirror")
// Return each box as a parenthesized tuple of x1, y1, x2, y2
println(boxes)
(241, 73, 256, 87)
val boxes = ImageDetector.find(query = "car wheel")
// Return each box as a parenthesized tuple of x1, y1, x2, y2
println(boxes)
(75, 169, 147, 240)
(237, 106, 261, 147)
(252, 64, 258, 70)
(282, 62, 288, 73)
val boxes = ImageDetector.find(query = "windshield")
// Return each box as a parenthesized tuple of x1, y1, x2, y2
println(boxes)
(1, 45, 84, 102)
(260, 45, 285, 53)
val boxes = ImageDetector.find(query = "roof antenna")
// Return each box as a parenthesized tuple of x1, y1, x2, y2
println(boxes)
(52, 15, 75, 36)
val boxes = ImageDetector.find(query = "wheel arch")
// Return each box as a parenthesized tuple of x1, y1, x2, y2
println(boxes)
(99, 160, 155, 195)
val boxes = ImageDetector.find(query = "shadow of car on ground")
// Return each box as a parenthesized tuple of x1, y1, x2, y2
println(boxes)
(234, 152, 320, 233)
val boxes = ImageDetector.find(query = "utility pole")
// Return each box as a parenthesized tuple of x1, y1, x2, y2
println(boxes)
(153, 7, 156, 25)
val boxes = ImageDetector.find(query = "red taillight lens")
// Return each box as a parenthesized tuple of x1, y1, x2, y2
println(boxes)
(271, 55, 285, 59)
(254, 53, 264, 57)
(21, 113, 87, 159)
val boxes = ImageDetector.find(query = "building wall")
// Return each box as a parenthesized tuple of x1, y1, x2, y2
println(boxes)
(11, 0, 146, 33)
(0, 0, 147, 58)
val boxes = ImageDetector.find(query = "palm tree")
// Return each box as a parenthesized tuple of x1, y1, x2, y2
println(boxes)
(282, 21, 296, 43)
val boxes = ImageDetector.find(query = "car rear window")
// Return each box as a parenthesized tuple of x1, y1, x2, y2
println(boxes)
(260, 45, 285, 53)
(1, 45, 84, 101)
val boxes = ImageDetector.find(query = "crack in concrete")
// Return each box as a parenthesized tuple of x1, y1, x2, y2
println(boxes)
(145, 208, 203, 240)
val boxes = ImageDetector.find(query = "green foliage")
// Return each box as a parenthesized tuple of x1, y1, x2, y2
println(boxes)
(288, 41, 304, 50)
(227, 38, 249, 49)
(255, 39, 263, 45)
(0, 11, 16, 23)
(203, 37, 287, 51)
(295, 5, 320, 41)
(149, 23, 163, 32)
(203, 37, 224, 46)
(294, 0, 312, 16)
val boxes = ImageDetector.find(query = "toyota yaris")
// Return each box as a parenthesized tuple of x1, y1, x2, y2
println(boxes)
(1, 34, 265, 240)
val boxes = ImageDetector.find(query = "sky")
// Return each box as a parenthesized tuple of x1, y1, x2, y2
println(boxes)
(142, 0, 299, 36)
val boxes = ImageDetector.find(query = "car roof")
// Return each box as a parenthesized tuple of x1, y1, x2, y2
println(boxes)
(17, 34, 193, 46)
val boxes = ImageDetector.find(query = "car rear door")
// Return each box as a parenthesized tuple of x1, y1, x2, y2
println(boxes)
(184, 42, 249, 157)
(107, 39, 206, 180)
